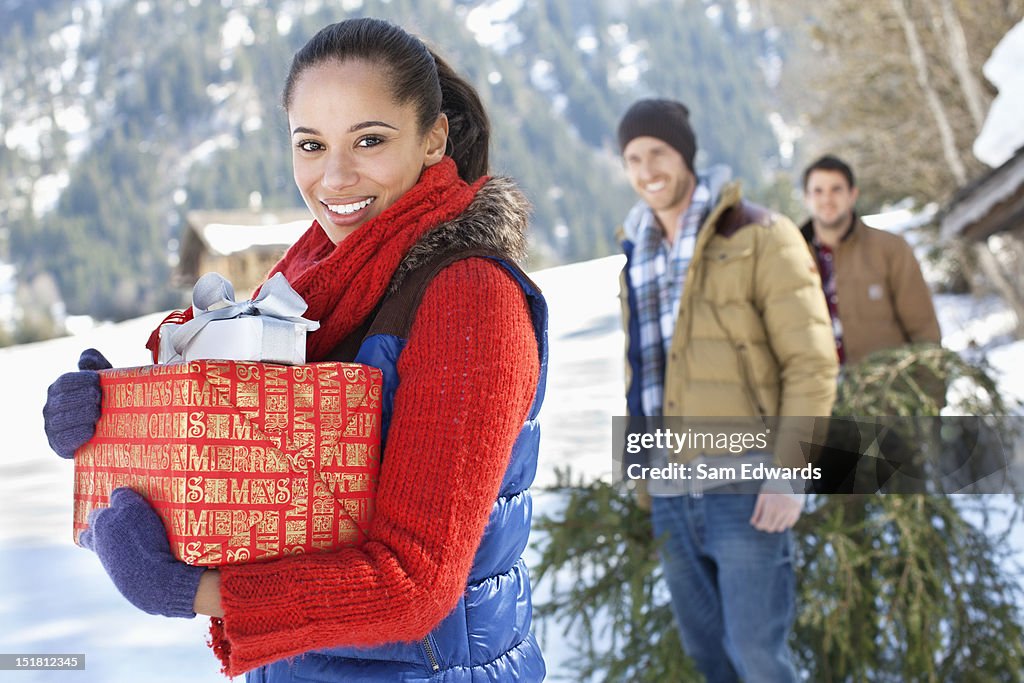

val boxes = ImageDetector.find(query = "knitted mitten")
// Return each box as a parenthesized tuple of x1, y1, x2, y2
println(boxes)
(42, 348, 111, 458)
(81, 487, 205, 618)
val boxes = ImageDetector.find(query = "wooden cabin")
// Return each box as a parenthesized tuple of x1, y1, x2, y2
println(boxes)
(940, 147, 1024, 242)
(176, 208, 312, 294)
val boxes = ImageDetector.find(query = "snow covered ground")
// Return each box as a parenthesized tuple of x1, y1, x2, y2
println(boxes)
(1, 254, 1021, 681)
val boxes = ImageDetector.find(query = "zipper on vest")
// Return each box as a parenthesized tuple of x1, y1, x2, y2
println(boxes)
(422, 636, 440, 672)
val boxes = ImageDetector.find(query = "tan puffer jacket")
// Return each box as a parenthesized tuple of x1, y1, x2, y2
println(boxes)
(620, 182, 838, 468)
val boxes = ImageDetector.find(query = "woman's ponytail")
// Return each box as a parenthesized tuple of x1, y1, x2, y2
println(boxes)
(431, 50, 491, 182)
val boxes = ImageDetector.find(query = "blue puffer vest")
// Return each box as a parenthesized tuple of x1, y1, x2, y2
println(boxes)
(248, 181, 548, 683)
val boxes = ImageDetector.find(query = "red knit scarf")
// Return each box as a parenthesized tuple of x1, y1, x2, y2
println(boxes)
(267, 158, 485, 360)
(149, 158, 485, 362)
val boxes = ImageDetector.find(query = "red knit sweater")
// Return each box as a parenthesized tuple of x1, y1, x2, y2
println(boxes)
(209, 257, 539, 676)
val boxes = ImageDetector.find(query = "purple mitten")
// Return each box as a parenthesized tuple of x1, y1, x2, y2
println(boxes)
(42, 348, 112, 458)
(80, 487, 205, 618)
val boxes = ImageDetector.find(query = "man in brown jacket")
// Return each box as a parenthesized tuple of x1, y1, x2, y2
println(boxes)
(800, 154, 942, 493)
(800, 154, 941, 366)
(617, 99, 838, 683)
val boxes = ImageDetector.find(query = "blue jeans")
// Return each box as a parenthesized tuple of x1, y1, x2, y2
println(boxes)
(651, 493, 798, 683)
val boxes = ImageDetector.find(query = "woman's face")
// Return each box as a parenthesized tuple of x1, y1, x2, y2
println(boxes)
(288, 59, 448, 244)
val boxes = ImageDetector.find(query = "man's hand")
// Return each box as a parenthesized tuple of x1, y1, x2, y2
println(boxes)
(750, 492, 803, 533)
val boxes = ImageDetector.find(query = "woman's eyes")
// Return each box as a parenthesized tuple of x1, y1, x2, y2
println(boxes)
(295, 136, 385, 152)
(296, 140, 324, 153)
(357, 135, 384, 148)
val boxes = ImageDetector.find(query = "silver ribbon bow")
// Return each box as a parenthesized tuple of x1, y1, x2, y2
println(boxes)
(167, 272, 320, 358)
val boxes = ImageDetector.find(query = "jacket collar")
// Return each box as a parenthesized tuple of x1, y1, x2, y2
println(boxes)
(387, 176, 530, 295)
(800, 213, 861, 246)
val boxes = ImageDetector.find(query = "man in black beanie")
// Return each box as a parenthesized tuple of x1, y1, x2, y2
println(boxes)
(615, 98, 838, 682)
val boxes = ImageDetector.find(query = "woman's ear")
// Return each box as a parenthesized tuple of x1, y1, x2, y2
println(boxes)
(423, 113, 449, 168)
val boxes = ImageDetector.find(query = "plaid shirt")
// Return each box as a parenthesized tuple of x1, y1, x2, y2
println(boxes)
(628, 182, 712, 416)
(810, 238, 845, 364)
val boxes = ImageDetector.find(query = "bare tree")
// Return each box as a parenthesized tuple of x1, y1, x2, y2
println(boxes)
(760, 0, 1015, 206)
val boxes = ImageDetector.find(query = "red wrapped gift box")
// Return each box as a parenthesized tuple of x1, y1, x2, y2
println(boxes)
(73, 360, 381, 566)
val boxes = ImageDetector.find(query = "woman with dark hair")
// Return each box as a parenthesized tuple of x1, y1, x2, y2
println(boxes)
(43, 17, 547, 682)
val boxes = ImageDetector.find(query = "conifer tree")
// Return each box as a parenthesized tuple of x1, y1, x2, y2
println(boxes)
(534, 346, 1024, 681)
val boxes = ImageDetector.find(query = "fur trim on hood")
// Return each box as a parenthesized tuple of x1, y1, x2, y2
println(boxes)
(387, 176, 531, 295)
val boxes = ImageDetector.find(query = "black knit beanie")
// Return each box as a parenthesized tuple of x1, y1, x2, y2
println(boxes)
(617, 99, 697, 173)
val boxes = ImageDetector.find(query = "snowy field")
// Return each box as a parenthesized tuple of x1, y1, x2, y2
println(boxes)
(1, 254, 1022, 682)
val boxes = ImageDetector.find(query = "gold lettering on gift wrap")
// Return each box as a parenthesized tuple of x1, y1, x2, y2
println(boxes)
(170, 378, 230, 408)
(337, 519, 360, 544)
(228, 478, 291, 505)
(79, 361, 380, 567)
(319, 394, 341, 415)
(256, 516, 281, 556)
(239, 446, 267, 473)
(184, 476, 228, 504)
(169, 444, 208, 471)
(184, 541, 203, 563)
(340, 366, 365, 382)
(294, 382, 314, 409)
(265, 365, 288, 387)
(186, 509, 208, 536)
(146, 413, 189, 440)
(201, 544, 222, 565)
(219, 447, 236, 471)
(226, 533, 249, 548)
(205, 413, 230, 440)
(343, 413, 376, 439)
(144, 475, 185, 504)
(319, 445, 341, 468)
(287, 520, 308, 545)
(235, 382, 259, 409)
(227, 547, 251, 563)
(266, 395, 289, 413)
(230, 415, 253, 440)
(108, 380, 174, 409)
(188, 412, 206, 438)
(340, 498, 361, 517)
(293, 410, 314, 432)
(287, 432, 315, 458)
(212, 510, 231, 535)
(264, 412, 289, 431)
(287, 494, 308, 520)
(318, 363, 341, 385)
(169, 510, 186, 536)
(343, 443, 371, 468)
(345, 383, 367, 408)
(234, 363, 260, 382)
(229, 511, 264, 535)
(320, 473, 371, 494)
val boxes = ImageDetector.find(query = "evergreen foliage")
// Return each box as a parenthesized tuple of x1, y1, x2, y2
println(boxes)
(534, 346, 1024, 681)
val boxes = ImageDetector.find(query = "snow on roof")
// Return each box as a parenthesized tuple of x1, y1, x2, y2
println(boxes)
(199, 219, 310, 256)
(861, 203, 938, 234)
(974, 19, 1024, 168)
